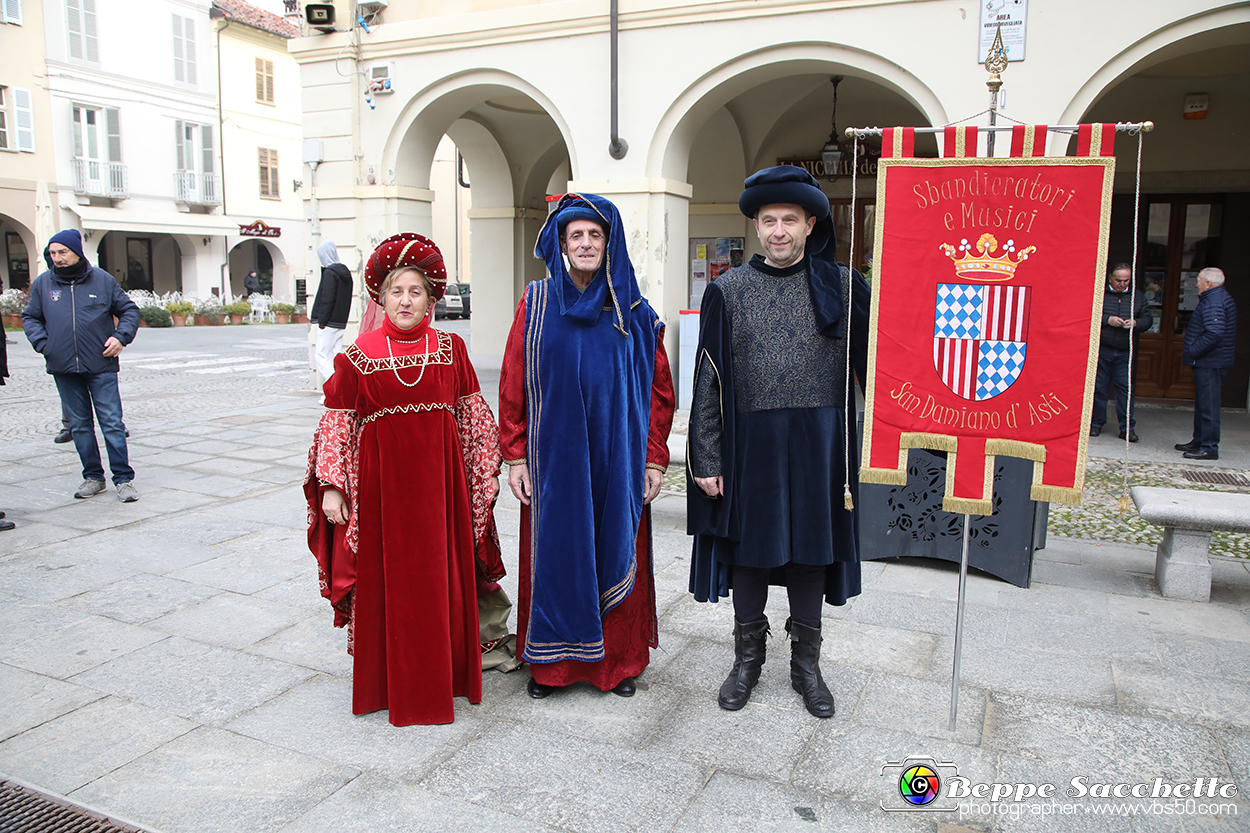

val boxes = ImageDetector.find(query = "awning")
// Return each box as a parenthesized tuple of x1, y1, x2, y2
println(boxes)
(68, 205, 243, 237)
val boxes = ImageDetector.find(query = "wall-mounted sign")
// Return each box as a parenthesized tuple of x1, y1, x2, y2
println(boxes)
(979, 0, 1028, 63)
(779, 146, 881, 180)
(239, 220, 281, 238)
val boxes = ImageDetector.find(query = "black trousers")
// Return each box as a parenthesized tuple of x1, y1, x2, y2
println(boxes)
(731, 563, 825, 629)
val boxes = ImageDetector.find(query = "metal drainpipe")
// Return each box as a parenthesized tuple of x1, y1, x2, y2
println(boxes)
(212, 9, 228, 214)
(608, 0, 627, 159)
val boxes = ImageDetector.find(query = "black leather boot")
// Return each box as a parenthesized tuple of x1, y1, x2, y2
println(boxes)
(786, 618, 834, 718)
(718, 617, 769, 710)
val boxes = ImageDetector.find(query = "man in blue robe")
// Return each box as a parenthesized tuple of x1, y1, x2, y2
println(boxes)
(688, 166, 869, 718)
(499, 194, 675, 699)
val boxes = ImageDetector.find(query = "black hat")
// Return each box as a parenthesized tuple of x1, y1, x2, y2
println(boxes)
(738, 165, 830, 221)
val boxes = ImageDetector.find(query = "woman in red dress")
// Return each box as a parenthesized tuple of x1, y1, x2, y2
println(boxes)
(304, 233, 503, 726)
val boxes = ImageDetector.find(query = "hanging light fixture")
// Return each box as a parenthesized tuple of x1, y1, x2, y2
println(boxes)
(821, 76, 845, 181)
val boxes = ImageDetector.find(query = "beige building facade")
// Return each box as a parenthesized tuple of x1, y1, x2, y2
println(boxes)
(0, 0, 58, 291)
(288, 0, 1249, 401)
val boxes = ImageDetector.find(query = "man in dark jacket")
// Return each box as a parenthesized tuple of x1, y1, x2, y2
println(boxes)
(23, 229, 140, 501)
(1090, 263, 1152, 442)
(311, 240, 353, 382)
(1176, 267, 1238, 460)
(243, 269, 262, 296)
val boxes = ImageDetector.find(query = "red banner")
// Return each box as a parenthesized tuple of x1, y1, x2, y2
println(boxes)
(861, 155, 1115, 514)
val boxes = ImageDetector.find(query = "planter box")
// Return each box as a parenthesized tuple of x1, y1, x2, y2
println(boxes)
(171, 313, 188, 327)
(293, 314, 310, 324)
(194, 314, 222, 326)
(274, 313, 291, 325)
(2, 313, 22, 329)
(228, 314, 244, 325)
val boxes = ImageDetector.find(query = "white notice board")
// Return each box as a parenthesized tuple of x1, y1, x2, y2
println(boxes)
(978, 0, 1028, 63)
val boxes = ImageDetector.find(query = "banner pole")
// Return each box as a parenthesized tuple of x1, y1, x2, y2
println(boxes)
(949, 512, 971, 732)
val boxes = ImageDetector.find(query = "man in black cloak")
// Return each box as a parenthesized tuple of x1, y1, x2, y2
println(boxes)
(687, 165, 869, 718)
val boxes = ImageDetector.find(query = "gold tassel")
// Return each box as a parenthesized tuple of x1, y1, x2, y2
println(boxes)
(1118, 494, 1130, 516)
(844, 483, 854, 511)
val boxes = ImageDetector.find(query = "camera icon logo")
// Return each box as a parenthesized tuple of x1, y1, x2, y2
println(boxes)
(881, 756, 959, 812)
(900, 763, 940, 805)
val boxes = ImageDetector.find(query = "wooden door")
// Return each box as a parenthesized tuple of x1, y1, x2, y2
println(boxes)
(1134, 197, 1222, 399)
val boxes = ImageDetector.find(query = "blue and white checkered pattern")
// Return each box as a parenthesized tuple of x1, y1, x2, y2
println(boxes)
(935, 283, 983, 339)
(976, 341, 1027, 400)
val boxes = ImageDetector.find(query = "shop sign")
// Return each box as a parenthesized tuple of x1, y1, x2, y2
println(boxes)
(239, 220, 281, 238)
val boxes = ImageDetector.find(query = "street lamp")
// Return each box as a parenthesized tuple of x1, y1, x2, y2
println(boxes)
(820, 76, 845, 181)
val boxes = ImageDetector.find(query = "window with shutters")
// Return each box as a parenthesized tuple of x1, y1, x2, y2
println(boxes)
(172, 14, 197, 86)
(0, 85, 32, 152)
(174, 119, 217, 203)
(255, 57, 274, 105)
(2, 0, 23, 25)
(258, 148, 279, 199)
(72, 104, 118, 193)
(66, 0, 99, 64)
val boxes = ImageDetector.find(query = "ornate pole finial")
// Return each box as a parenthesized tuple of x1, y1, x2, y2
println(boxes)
(985, 24, 1008, 93)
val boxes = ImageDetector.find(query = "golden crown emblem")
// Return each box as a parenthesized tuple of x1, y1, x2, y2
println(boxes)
(939, 233, 1036, 282)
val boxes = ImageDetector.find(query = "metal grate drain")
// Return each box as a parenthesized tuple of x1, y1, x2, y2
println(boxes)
(1182, 469, 1250, 488)
(0, 779, 156, 833)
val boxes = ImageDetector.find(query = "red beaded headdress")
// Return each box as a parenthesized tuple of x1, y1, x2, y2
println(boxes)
(364, 233, 448, 302)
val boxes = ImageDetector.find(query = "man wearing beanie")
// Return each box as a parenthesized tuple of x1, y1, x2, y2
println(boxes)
(687, 165, 870, 718)
(23, 229, 141, 501)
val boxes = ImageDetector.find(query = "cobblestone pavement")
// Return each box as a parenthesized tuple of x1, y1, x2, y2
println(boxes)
(3, 323, 1250, 833)
(3, 325, 315, 443)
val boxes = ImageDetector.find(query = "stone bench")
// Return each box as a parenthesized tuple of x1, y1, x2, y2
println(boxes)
(1130, 487, 1250, 602)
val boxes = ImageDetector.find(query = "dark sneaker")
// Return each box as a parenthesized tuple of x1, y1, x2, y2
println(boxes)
(74, 479, 106, 499)
(116, 482, 139, 503)
(1089, 426, 1101, 437)
(54, 428, 73, 443)
(1183, 449, 1219, 461)
(1118, 431, 1140, 443)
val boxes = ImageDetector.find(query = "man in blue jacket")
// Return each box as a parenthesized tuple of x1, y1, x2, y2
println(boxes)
(23, 229, 140, 501)
(1175, 267, 1238, 461)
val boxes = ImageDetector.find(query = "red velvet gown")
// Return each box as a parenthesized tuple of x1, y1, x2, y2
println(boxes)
(499, 297, 675, 690)
(305, 316, 503, 726)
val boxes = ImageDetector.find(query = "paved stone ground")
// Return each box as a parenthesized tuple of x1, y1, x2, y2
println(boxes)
(2, 324, 1249, 832)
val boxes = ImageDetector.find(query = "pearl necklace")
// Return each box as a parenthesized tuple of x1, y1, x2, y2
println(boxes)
(386, 333, 432, 387)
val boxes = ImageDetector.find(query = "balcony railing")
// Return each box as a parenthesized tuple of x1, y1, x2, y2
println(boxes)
(174, 171, 222, 206)
(72, 158, 128, 199)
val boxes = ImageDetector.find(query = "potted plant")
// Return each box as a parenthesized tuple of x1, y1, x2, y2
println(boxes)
(139, 306, 174, 328)
(224, 300, 252, 324)
(293, 303, 310, 324)
(193, 297, 224, 326)
(165, 300, 193, 326)
(0, 288, 28, 329)
(272, 302, 296, 325)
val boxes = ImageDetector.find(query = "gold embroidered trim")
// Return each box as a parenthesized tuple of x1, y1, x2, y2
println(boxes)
(645, 462, 667, 473)
(360, 401, 453, 425)
(346, 331, 454, 375)
(323, 407, 356, 414)
(504, 458, 526, 466)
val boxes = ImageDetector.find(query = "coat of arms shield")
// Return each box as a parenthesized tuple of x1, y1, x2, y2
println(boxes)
(933, 282, 1030, 401)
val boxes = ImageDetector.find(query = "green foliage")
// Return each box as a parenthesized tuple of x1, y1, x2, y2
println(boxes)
(165, 301, 194, 316)
(139, 306, 174, 327)
(224, 301, 252, 316)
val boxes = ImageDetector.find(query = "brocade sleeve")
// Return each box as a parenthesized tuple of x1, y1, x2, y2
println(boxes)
(688, 351, 723, 478)
(453, 336, 506, 582)
(304, 350, 362, 627)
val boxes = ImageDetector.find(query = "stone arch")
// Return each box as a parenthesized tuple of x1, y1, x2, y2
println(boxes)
(0, 214, 37, 290)
(1057, 7, 1250, 128)
(647, 42, 947, 184)
(382, 70, 576, 189)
